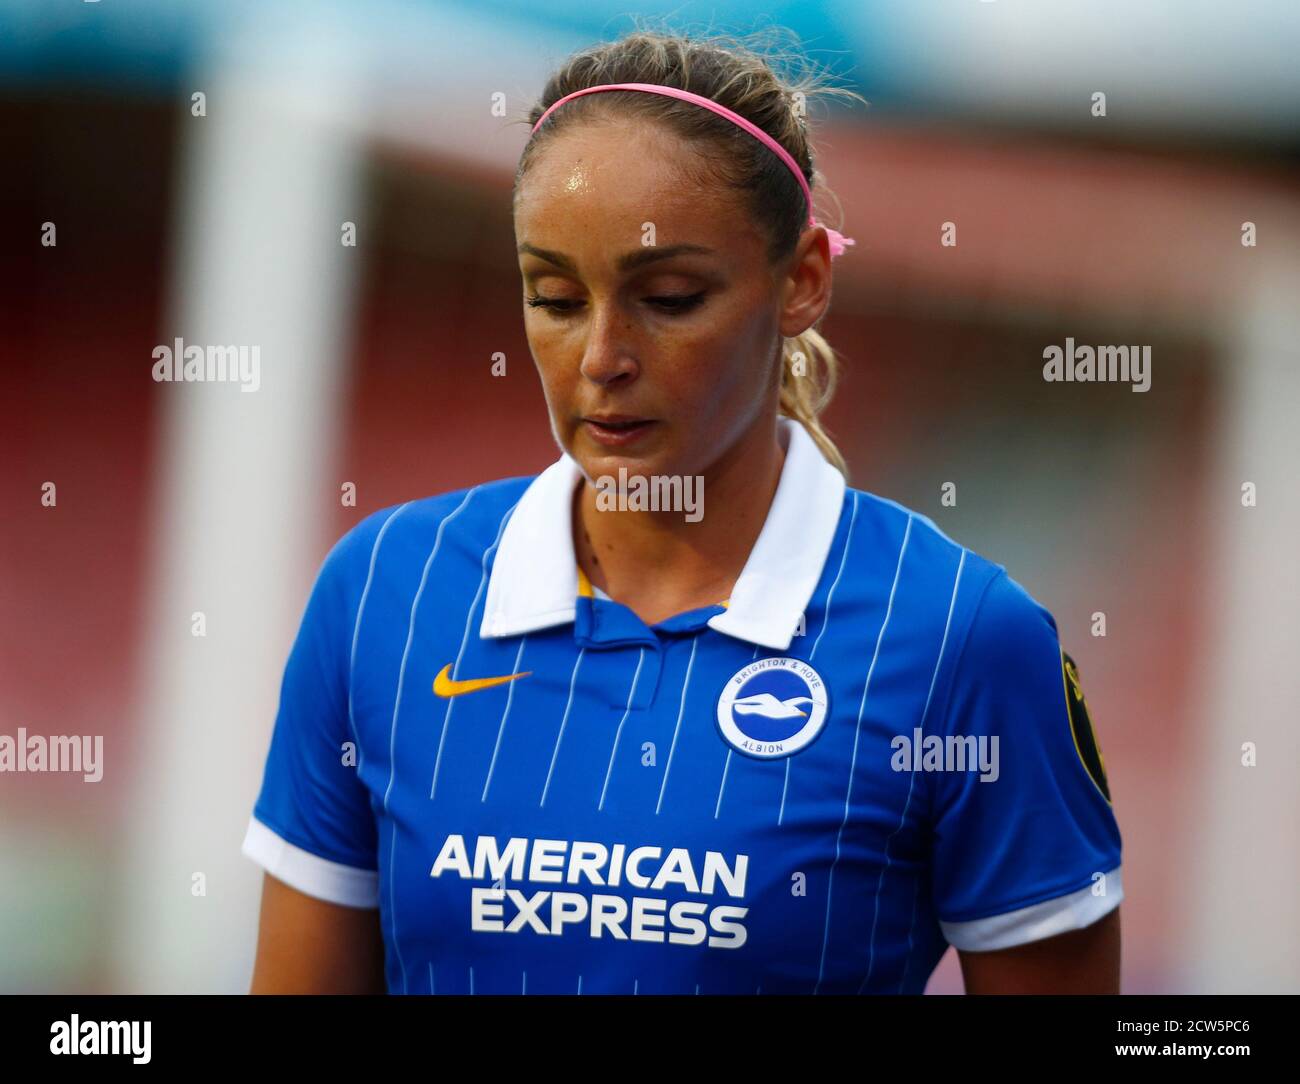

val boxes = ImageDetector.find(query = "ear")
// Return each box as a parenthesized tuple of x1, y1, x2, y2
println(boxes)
(778, 225, 834, 339)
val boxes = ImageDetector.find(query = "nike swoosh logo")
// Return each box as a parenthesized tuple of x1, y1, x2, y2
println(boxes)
(433, 663, 532, 698)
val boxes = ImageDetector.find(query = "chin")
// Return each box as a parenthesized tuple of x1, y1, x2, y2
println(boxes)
(570, 425, 674, 475)
(577, 448, 669, 481)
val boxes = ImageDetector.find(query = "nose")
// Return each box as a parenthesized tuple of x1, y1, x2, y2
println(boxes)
(578, 301, 639, 387)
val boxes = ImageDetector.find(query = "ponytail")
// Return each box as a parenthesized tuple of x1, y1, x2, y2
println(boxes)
(780, 326, 847, 480)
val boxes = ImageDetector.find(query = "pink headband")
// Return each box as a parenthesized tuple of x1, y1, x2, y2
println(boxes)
(529, 81, 855, 258)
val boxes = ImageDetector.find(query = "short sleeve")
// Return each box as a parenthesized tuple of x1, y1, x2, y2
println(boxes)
(240, 525, 380, 908)
(929, 570, 1122, 951)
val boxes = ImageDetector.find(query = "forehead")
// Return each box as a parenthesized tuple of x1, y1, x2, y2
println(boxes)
(515, 122, 744, 243)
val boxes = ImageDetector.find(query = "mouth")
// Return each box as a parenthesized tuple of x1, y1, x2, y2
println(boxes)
(581, 415, 658, 447)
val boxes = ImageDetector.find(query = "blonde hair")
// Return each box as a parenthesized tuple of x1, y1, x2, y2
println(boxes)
(516, 23, 867, 480)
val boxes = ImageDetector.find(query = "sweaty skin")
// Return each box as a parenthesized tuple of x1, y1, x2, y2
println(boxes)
(514, 121, 833, 627)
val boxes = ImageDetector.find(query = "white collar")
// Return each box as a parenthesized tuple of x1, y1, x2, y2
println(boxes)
(479, 416, 847, 650)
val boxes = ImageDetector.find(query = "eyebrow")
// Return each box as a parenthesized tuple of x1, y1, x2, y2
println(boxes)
(517, 242, 715, 273)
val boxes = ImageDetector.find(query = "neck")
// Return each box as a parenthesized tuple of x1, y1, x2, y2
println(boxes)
(573, 415, 787, 609)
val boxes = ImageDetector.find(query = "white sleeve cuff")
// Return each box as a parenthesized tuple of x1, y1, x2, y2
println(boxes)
(940, 865, 1122, 951)
(241, 815, 380, 909)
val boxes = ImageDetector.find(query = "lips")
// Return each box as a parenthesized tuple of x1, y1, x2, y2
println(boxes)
(581, 416, 657, 446)
(587, 416, 649, 428)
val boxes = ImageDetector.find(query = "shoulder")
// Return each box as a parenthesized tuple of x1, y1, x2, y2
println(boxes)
(317, 473, 539, 595)
(842, 485, 1059, 673)
(845, 486, 1022, 609)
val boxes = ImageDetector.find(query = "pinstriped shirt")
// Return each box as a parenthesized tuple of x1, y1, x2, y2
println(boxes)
(242, 417, 1122, 994)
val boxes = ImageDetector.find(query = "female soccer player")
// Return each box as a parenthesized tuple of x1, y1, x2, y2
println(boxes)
(243, 30, 1122, 995)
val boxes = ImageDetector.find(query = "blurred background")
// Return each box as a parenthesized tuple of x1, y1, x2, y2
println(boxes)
(2, 0, 1297, 994)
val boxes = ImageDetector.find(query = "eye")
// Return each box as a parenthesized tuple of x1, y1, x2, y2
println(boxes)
(524, 292, 707, 317)
(646, 292, 705, 314)
(526, 294, 580, 313)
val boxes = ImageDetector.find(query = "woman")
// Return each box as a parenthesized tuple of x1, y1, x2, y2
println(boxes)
(244, 29, 1121, 995)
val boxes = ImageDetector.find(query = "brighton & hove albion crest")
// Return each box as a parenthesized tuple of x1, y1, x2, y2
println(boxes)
(715, 657, 829, 759)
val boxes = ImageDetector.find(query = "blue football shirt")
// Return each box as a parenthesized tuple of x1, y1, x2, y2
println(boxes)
(241, 416, 1122, 994)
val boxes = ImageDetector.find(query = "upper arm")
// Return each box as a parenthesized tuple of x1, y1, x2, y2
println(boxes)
(958, 906, 1121, 994)
(250, 873, 386, 994)
(242, 515, 395, 989)
(241, 523, 382, 883)
(928, 570, 1124, 980)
